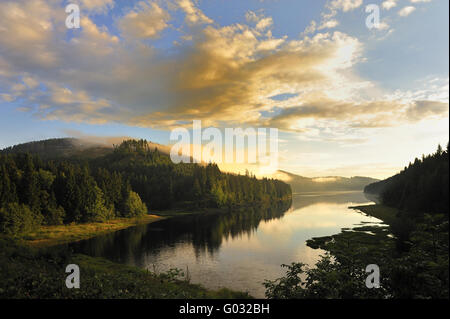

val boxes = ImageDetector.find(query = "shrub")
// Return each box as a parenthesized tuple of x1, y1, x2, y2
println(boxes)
(44, 206, 66, 225)
(0, 202, 42, 236)
(122, 191, 147, 218)
(84, 186, 114, 223)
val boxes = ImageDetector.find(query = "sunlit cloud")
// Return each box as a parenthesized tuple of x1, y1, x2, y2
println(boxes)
(398, 6, 416, 17)
(1, 0, 446, 136)
(382, 0, 398, 10)
(177, 0, 213, 26)
(328, 0, 363, 12)
(118, 1, 171, 39)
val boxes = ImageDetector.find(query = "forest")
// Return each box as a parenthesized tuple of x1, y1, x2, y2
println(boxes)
(0, 139, 291, 237)
(364, 143, 449, 217)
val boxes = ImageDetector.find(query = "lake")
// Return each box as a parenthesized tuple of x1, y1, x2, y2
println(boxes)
(70, 191, 382, 298)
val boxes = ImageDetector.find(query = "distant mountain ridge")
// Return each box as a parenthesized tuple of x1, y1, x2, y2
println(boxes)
(277, 170, 379, 193)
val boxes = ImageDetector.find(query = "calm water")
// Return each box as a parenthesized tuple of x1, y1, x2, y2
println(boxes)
(70, 191, 382, 298)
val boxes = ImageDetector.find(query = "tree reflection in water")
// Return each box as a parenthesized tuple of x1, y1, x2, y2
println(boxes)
(70, 199, 293, 267)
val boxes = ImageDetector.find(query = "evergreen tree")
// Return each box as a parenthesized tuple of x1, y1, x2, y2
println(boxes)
(0, 139, 292, 234)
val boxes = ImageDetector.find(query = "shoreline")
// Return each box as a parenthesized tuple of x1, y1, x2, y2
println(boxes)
(22, 214, 167, 248)
(349, 204, 399, 226)
(21, 198, 293, 248)
(3, 206, 259, 299)
(0, 238, 252, 299)
(306, 203, 398, 251)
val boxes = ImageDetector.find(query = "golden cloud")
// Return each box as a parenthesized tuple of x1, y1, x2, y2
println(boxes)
(118, 1, 171, 39)
(0, 0, 448, 135)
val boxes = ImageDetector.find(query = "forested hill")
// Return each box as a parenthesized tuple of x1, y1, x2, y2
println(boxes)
(0, 139, 291, 236)
(0, 138, 113, 160)
(364, 144, 449, 216)
(0, 138, 172, 160)
(278, 170, 378, 193)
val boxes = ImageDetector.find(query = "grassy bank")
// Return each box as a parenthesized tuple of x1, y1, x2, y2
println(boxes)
(22, 198, 293, 248)
(22, 214, 166, 248)
(306, 204, 398, 260)
(151, 207, 226, 217)
(307, 204, 399, 248)
(21, 207, 223, 248)
(349, 204, 399, 226)
(0, 239, 251, 299)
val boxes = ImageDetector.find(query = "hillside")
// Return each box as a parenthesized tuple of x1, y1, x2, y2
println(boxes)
(0, 138, 292, 236)
(0, 138, 173, 160)
(0, 138, 113, 160)
(278, 170, 378, 193)
(364, 144, 449, 216)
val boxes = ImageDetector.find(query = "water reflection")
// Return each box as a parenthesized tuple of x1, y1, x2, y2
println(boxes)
(70, 191, 379, 298)
(71, 200, 292, 263)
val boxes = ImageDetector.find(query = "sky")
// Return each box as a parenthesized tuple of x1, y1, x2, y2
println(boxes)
(0, 0, 448, 179)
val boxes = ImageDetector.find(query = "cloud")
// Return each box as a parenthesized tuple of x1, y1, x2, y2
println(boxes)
(382, 0, 398, 10)
(37, 82, 113, 124)
(317, 0, 362, 33)
(302, 20, 317, 35)
(385, 77, 449, 103)
(0, 94, 14, 102)
(0, 0, 447, 136)
(177, 0, 213, 26)
(398, 6, 416, 16)
(118, 1, 171, 39)
(406, 100, 449, 121)
(263, 97, 448, 131)
(246, 11, 274, 31)
(328, 0, 363, 12)
(318, 19, 340, 30)
(0, 0, 63, 70)
(128, 30, 366, 129)
(62, 130, 129, 147)
(375, 21, 390, 30)
(23, 76, 39, 89)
